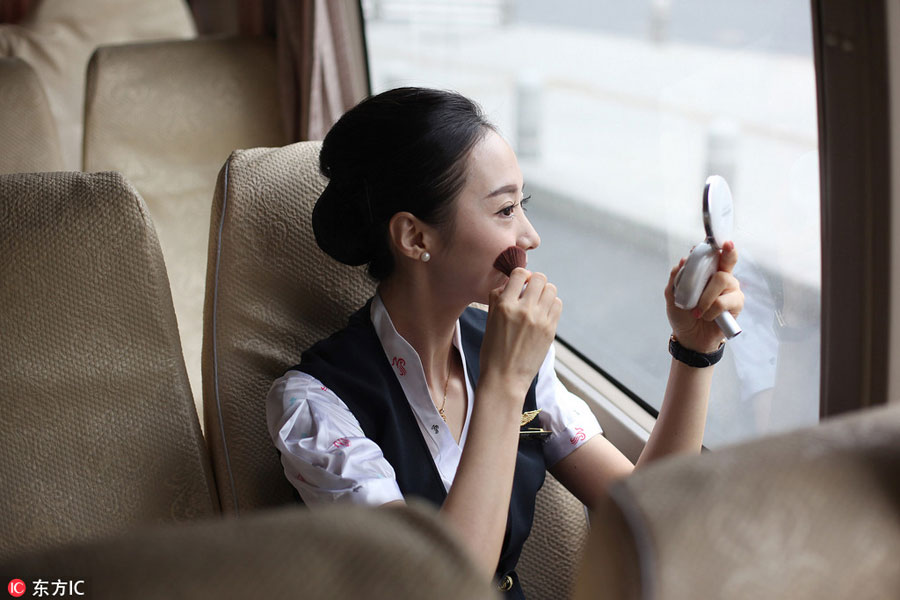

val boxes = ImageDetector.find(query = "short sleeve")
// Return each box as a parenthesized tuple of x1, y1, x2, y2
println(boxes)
(534, 344, 604, 467)
(266, 370, 404, 506)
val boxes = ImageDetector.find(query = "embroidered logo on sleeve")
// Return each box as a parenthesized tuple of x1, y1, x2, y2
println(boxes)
(570, 427, 586, 445)
(391, 356, 407, 376)
(332, 437, 351, 448)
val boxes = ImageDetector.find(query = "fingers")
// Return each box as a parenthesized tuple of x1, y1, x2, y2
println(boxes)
(538, 280, 559, 319)
(694, 271, 743, 321)
(664, 257, 687, 303)
(521, 271, 547, 305)
(493, 269, 561, 324)
(694, 242, 740, 320)
(500, 267, 531, 300)
(717, 241, 738, 274)
(495, 267, 531, 304)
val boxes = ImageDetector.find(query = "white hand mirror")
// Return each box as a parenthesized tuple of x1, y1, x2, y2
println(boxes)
(673, 175, 742, 339)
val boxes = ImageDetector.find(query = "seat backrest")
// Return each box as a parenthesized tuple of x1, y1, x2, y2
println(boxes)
(83, 36, 287, 410)
(3, 501, 499, 600)
(203, 141, 375, 513)
(518, 473, 590, 599)
(0, 0, 196, 170)
(0, 57, 64, 174)
(576, 403, 900, 600)
(0, 171, 219, 562)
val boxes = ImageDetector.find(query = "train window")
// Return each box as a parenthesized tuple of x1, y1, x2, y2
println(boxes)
(362, 0, 820, 447)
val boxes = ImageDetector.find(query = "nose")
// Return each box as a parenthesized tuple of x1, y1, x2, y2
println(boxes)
(519, 212, 541, 251)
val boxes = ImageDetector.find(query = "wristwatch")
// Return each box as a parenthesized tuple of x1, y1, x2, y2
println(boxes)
(668, 335, 725, 368)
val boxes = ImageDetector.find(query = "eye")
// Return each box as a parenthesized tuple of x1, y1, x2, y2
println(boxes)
(497, 195, 531, 218)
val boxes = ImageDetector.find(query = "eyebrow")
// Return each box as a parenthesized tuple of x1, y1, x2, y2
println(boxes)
(485, 183, 525, 199)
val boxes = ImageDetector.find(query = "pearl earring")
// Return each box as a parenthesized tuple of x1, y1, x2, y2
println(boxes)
(421, 251, 431, 262)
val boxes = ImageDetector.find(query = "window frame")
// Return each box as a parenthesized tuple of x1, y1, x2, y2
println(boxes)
(812, 0, 893, 417)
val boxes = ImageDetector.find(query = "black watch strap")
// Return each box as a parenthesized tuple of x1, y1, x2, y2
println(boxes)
(668, 336, 725, 368)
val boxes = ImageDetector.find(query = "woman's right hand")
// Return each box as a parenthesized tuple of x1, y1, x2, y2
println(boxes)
(480, 267, 563, 401)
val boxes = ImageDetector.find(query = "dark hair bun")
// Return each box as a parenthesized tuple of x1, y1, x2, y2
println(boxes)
(311, 179, 374, 266)
(310, 87, 493, 280)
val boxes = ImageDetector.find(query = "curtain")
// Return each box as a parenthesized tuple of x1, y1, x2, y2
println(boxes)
(277, 0, 369, 141)
(0, 0, 33, 24)
(191, 0, 369, 142)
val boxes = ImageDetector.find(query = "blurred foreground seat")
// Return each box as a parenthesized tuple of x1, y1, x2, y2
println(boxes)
(0, 171, 218, 561)
(203, 141, 588, 598)
(83, 36, 287, 411)
(576, 403, 900, 600)
(0, 57, 63, 174)
(2, 502, 498, 600)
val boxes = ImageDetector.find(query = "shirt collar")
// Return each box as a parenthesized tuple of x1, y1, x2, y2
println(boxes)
(369, 294, 472, 445)
(369, 293, 465, 374)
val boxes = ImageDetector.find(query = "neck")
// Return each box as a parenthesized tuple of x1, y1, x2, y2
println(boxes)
(377, 271, 468, 383)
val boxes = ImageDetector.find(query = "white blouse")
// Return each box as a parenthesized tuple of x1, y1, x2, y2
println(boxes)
(266, 295, 602, 507)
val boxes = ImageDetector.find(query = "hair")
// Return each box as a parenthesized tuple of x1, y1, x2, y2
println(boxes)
(312, 87, 494, 281)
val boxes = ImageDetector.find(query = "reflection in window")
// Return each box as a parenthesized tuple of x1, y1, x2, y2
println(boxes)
(362, 0, 820, 446)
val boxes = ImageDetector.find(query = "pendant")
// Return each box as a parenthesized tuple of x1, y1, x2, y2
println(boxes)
(439, 407, 447, 423)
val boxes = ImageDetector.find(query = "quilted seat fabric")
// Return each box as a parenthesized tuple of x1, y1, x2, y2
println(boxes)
(517, 473, 590, 599)
(0, 0, 196, 170)
(203, 141, 375, 513)
(579, 403, 900, 600)
(83, 36, 287, 410)
(2, 501, 499, 599)
(0, 171, 218, 562)
(0, 57, 64, 174)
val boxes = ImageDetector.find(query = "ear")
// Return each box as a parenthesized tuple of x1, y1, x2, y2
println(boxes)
(388, 211, 435, 261)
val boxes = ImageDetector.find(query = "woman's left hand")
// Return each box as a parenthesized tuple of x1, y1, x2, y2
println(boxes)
(664, 241, 744, 353)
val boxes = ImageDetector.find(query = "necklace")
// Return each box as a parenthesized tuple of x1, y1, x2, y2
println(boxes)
(438, 367, 450, 423)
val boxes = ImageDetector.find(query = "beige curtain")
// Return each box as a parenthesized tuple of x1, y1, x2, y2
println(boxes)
(191, 0, 369, 142)
(277, 0, 368, 141)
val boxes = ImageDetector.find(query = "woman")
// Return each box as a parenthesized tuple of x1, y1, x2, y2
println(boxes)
(267, 87, 743, 597)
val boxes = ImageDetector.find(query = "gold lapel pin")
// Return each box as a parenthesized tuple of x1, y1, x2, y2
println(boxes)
(519, 409, 551, 440)
(520, 408, 542, 427)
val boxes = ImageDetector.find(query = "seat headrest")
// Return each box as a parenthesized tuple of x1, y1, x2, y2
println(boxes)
(203, 141, 376, 512)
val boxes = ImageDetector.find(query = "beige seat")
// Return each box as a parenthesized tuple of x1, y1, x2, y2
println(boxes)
(0, 0, 196, 170)
(203, 141, 374, 512)
(0, 171, 218, 562)
(2, 501, 499, 600)
(0, 57, 64, 174)
(576, 403, 900, 600)
(83, 36, 287, 411)
(203, 141, 589, 597)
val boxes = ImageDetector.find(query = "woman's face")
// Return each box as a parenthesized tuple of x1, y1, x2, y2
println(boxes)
(433, 129, 541, 305)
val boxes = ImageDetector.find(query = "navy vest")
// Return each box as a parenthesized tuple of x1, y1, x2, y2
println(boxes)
(292, 301, 547, 598)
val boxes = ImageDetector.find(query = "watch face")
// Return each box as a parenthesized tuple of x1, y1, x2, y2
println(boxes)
(703, 175, 734, 249)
